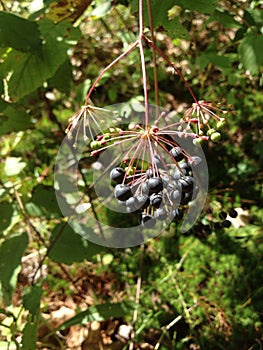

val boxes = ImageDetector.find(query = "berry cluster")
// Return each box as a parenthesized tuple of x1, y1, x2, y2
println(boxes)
(110, 145, 202, 229)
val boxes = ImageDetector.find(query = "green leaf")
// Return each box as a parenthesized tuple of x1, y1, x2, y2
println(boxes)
(21, 316, 38, 350)
(48, 223, 103, 264)
(0, 201, 14, 233)
(207, 54, 231, 69)
(4, 157, 26, 176)
(178, 0, 217, 14)
(25, 185, 62, 219)
(0, 12, 42, 52)
(0, 104, 31, 135)
(56, 302, 128, 331)
(238, 34, 263, 75)
(2, 19, 81, 101)
(48, 59, 72, 93)
(22, 285, 43, 318)
(0, 233, 28, 305)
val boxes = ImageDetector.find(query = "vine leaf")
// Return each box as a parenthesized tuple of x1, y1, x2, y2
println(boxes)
(2, 19, 81, 101)
(0, 11, 42, 52)
(0, 233, 28, 305)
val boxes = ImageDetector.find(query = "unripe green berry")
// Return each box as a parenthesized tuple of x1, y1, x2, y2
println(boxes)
(207, 128, 216, 136)
(90, 140, 101, 149)
(216, 119, 226, 129)
(193, 137, 204, 145)
(125, 166, 135, 175)
(210, 132, 221, 142)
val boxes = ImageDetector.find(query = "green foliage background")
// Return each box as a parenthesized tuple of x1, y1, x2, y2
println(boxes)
(0, 0, 262, 349)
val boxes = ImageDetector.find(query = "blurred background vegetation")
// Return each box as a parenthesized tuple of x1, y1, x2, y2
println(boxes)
(0, 0, 262, 349)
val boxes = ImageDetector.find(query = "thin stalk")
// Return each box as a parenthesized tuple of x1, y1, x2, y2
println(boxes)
(129, 243, 145, 350)
(138, 0, 149, 128)
(146, 0, 159, 107)
(143, 35, 199, 104)
(85, 40, 139, 104)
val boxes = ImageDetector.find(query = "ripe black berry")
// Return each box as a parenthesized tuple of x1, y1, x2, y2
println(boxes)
(150, 193, 163, 208)
(136, 195, 150, 210)
(229, 208, 238, 218)
(110, 167, 125, 184)
(170, 147, 185, 162)
(178, 176, 195, 193)
(170, 208, 184, 222)
(148, 177, 163, 194)
(141, 214, 156, 228)
(222, 220, 231, 228)
(154, 208, 167, 221)
(114, 184, 132, 201)
(219, 211, 227, 220)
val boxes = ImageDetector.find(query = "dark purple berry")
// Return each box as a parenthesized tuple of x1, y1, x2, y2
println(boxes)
(141, 214, 156, 228)
(171, 189, 181, 204)
(114, 184, 132, 201)
(110, 167, 125, 184)
(178, 176, 195, 193)
(170, 147, 185, 162)
(188, 156, 202, 167)
(180, 192, 192, 205)
(170, 208, 184, 222)
(214, 222, 223, 230)
(150, 193, 162, 208)
(136, 195, 150, 210)
(148, 177, 163, 194)
(229, 209, 238, 218)
(154, 208, 167, 221)
(222, 220, 231, 228)
(219, 211, 227, 220)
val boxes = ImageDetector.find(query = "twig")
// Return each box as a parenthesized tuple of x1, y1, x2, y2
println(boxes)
(154, 303, 198, 350)
(146, 0, 159, 108)
(129, 243, 145, 350)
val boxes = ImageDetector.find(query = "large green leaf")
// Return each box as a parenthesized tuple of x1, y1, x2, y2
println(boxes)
(0, 12, 42, 52)
(25, 185, 62, 219)
(0, 104, 31, 135)
(238, 34, 263, 75)
(0, 201, 14, 233)
(22, 285, 43, 318)
(0, 233, 28, 305)
(131, 0, 216, 31)
(55, 302, 128, 331)
(21, 316, 38, 350)
(48, 223, 103, 264)
(2, 19, 80, 101)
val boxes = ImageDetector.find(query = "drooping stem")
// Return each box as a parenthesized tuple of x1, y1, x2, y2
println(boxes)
(146, 0, 159, 107)
(138, 0, 149, 128)
(143, 35, 199, 104)
(85, 40, 139, 105)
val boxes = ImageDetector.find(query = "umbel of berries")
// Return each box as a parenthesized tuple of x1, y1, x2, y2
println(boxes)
(109, 138, 202, 229)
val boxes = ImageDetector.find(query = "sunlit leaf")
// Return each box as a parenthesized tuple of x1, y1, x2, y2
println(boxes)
(2, 19, 81, 101)
(0, 233, 28, 305)
(4, 157, 26, 176)
(46, 0, 92, 23)
(55, 302, 128, 331)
